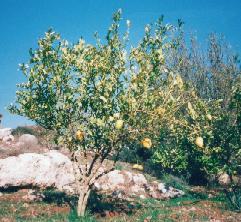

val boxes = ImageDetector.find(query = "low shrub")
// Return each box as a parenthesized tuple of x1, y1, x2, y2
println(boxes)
(12, 126, 36, 136)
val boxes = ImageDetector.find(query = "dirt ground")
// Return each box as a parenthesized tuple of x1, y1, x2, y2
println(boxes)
(0, 188, 241, 222)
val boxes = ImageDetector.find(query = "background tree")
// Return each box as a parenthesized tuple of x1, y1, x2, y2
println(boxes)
(151, 20, 241, 184)
(9, 10, 130, 216)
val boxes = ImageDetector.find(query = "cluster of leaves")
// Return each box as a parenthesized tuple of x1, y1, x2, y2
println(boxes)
(9, 11, 130, 158)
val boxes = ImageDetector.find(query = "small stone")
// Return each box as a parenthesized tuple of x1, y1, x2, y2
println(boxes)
(0, 128, 12, 140)
(94, 182, 101, 191)
(109, 211, 115, 217)
(208, 193, 214, 198)
(189, 206, 196, 211)
(2, 135, 14, 143)
(139, 194, 146, 199)
(157, 183, 167, 193)
(218, 173, 231, 186)
(161, 188, 167, 193)
(150, 191, 161, 199)
(23, 203, 29, 208)
(157, 182, 165, 191)
(112, 190, 124, 199)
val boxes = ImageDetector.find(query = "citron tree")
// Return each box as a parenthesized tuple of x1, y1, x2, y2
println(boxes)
(10, 10, 131, 216)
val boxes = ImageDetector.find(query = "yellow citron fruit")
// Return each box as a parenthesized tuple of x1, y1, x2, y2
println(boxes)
(76, 130, 84, 141)
(195, 137, 204, 148)
(141, 138, 152, 149)
(115, 119, 124, 130)
(132, 164, 144, 171)
(206, 114, 212, 120)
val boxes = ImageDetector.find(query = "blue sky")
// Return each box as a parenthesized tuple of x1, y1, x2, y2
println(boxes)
(1, 0, 241, 128)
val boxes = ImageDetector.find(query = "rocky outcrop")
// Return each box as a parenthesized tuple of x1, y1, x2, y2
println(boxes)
(0, 128, 11, 139)
(0, 151, 184, 200)
(0, 151, 75, 193)
(2, 135, 14, 143)
(18, 134, 38, 147)
(0, 128, 14, 143)
(218, 173, 231, 186)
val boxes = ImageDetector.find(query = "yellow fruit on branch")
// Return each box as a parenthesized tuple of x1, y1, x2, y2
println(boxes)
(132, 164, 144, 171)
(195, 137, 204, 148)
(76, 130, 84, 141)
(141, 138, 152, 149)
(115, 119, 124, 130)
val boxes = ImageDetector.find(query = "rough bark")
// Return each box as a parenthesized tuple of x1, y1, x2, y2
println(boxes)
(72, 150, 116, 216)
(77, 185, 91, 217)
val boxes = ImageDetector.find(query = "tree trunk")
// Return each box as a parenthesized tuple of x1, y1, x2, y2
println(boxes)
(77, 185, 91, 217)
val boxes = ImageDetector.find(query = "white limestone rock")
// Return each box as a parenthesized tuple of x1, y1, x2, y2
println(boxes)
(0, 151, 184, 200)
(18, 134, 38, 147)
